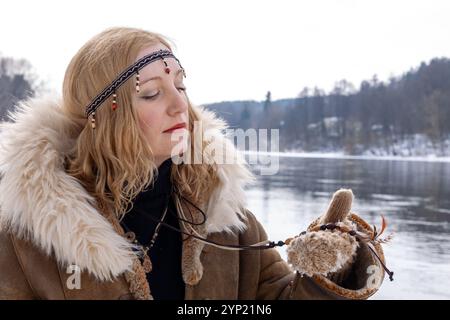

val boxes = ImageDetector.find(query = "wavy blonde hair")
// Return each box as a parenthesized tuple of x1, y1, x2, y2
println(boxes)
(62, 27, 219, 219)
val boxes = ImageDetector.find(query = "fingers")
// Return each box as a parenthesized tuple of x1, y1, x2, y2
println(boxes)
(321, 188, 354, 224)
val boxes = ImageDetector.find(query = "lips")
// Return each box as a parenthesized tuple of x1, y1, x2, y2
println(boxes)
(163, 122, 186, 133)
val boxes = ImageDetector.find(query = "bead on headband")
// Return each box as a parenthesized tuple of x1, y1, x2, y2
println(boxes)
(85, 49, 186, 128)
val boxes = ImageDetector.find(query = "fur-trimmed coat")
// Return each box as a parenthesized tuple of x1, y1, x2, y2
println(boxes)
(0, 96, 384, 299)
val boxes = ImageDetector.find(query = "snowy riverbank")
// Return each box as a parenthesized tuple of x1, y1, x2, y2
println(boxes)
(243, 150, 450, 163)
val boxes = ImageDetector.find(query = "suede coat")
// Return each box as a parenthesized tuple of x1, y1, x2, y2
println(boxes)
(0, 96, 384, 300)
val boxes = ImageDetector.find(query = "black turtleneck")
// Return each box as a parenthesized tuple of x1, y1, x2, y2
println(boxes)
(121, 158, 185, 300)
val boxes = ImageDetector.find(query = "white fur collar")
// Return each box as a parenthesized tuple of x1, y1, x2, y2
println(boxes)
(0, 94, 254, 281)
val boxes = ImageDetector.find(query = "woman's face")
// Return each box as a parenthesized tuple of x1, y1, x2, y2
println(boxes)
(133, 43, 189, 167)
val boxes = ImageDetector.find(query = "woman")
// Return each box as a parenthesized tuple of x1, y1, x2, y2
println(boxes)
(0, 27, 389, 300)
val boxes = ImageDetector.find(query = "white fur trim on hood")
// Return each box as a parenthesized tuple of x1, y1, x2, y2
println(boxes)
(0, 94, 255, 281)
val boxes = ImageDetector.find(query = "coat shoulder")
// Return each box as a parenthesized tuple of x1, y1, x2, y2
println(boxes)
(239, 208, 270, 243)
(0, 229, 133, 300)
(0, 230, 36, 299)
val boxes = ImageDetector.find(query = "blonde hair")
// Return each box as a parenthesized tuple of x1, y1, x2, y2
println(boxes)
(63, 27, 219, 218)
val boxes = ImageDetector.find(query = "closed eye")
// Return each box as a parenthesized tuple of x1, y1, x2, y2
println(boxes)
(141, 87, 186, 101)
(142, 92, 159, 100)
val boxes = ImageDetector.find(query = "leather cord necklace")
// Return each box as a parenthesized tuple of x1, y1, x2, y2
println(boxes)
(119, 186, 394, 281)
(120, 201, 170, 274)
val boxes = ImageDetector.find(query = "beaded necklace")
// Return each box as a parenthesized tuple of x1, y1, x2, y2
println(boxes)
(121, 202, 170, 274)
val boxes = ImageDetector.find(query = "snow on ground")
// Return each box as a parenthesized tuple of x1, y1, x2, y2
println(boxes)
(243, 150, 450, 163)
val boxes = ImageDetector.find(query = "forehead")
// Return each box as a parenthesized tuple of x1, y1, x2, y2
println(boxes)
(135, 43, 181, 78)
(136, 43, 170, 60)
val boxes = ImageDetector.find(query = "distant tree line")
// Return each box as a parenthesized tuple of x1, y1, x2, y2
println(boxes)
(206, 58, 450, 155)
(0, 54, 39, 121)
(1, 53, 449, 155)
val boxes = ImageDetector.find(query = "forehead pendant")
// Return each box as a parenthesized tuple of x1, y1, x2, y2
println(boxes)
(162, 56, 171, 74)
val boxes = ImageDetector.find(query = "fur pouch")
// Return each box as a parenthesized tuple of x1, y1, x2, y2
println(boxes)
(286, 189, 358, 279)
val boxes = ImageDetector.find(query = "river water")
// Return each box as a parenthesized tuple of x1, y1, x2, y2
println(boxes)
(245, 155, 450, 299)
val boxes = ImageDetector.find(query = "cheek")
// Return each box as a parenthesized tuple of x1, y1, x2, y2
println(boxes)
(138, 108, 162, 135)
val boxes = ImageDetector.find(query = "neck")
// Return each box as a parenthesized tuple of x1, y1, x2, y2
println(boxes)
(154, 156, 170, 169)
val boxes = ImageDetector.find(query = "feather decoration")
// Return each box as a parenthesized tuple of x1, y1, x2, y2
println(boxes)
(371, 215, 394, 244)
(356, 214, 395, 281)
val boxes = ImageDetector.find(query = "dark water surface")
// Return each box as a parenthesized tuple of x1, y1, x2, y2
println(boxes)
(245, 156, 450, 299)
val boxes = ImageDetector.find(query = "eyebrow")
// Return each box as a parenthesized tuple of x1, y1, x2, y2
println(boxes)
(140, 68, 184, 86)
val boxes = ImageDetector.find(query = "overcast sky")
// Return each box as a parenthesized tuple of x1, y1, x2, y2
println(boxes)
(1, 0, 450, 105)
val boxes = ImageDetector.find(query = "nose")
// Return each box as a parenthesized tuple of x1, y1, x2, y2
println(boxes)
(167, 87, 188, 116)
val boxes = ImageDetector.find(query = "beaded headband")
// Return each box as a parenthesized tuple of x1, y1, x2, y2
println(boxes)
(85, 49, 186, 129)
